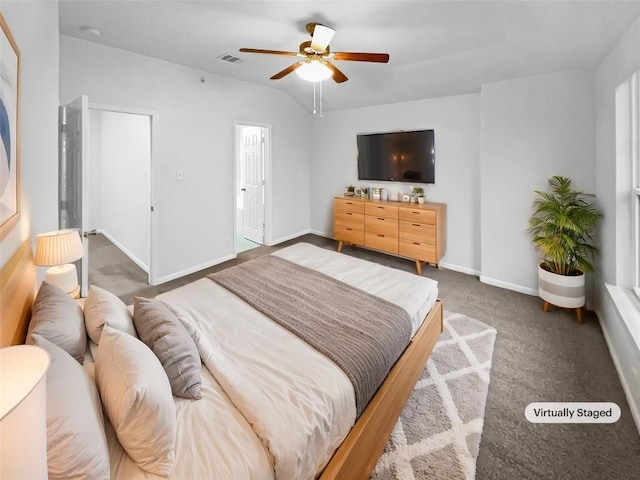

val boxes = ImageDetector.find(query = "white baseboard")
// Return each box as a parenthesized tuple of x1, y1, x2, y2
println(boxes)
(439, 262, 480, 276)
(309, 229, 331, 238)
(597, 312, 640, 435)
(479, 275, 538, 296)
(269, 229, 311, 246)
(98, 229, 149, 274)
(597, 285, 640, 435)
(156, 254, 236, 285)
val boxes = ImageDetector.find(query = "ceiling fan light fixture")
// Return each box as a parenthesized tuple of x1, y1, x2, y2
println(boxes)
(309, 24, 336, 52)
(295, 60, 332, 82)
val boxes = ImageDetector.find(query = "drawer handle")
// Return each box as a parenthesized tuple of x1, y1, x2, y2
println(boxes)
(413, 242, 420, 245)
(377, 234, 385, 238)
(377, 217, 385, 221)
(377, 206, 384, 209)
(346, 212, 353, 216)
(412, 223, 421, 227)
(346, 228, 352, 231)
(346, 202, 353, 205)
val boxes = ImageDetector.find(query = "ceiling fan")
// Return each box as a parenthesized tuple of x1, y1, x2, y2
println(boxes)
(239, 23, 389, 84)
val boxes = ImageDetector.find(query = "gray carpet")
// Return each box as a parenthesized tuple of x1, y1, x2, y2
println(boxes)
(373, 312, 496, 480)
(91, 234, 640, 479)
(88, 233, 148, 299)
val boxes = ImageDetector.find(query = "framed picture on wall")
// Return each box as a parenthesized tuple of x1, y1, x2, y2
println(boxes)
(0, 12, 20, 239)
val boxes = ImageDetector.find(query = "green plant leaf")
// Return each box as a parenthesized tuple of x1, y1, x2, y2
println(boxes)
(527, 176, 603, 276)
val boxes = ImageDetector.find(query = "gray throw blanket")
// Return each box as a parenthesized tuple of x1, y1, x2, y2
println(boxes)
(208, 255, 412, 416)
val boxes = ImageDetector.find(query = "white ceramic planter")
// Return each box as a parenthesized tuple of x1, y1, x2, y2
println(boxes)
(538, 264, 585, 309)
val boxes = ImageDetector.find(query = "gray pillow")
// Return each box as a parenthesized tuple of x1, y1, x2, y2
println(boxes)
(133, 297, 202, 399)
(32, 334, 110, 480)
(27, 282, 86, 363)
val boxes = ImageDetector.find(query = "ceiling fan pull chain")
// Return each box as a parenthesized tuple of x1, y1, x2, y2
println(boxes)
(313, 81, 317, 115)
(319, 80, 324, 118)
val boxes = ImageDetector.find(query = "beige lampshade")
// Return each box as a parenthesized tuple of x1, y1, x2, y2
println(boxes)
(34, 229, 84, 267)
(0, 345, 50, 480)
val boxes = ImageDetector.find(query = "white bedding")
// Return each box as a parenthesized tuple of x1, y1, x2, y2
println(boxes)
(106, 243, 438, 479)
(105, 366, 274, 480)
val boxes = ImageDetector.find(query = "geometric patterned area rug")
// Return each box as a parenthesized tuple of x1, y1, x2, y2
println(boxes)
(372, 312, 497, 480)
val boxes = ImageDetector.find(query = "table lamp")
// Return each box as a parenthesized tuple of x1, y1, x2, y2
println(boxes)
(0, 345, 50, 480)
(34, 229, 84, 296)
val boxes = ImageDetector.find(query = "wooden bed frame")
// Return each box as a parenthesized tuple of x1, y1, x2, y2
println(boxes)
(320, 298, 443, 479)
(0, 239, 443, 479)
(1, 239, 36, 347)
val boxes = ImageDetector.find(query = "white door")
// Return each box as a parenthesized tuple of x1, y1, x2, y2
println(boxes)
(241, 126, 264, 244)
(59, 95, 90, 296)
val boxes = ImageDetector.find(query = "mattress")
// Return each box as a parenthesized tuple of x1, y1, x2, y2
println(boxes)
(106, 242, 438, 479)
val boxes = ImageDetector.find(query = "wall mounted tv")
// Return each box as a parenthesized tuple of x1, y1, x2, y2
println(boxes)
(357, 129, 435, 183)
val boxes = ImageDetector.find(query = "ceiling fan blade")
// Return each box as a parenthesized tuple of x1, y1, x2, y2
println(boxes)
(325, 62, 348, 83)
(333, 52, 390, 63)
(270, 62, 303, 80)
(239, 48, 298, 56)
(310, 24, 336, 53)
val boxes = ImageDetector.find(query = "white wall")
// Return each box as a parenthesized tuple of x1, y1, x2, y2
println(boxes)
(92, 110, 150, 270)
(0, 2, 58, 271)
(309, 94, 481, 274)
(479, 70, 596, 295)
(59, 35, 311, 282)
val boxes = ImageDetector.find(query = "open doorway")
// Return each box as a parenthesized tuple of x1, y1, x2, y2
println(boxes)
(87, 107, 154, 296)
(235, 122, 270, 253)
(59, 97, 157, 299)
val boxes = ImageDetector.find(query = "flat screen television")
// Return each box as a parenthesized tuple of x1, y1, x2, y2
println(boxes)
(357, 129, 435, 183)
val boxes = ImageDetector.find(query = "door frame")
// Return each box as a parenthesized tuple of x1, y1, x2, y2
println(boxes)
(233, 121, 272, 253)
(89, 102, 159, 286)
(59, 96, 90, 295)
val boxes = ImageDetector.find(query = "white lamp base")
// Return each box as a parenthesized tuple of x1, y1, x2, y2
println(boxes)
(44, 264, 79, 294)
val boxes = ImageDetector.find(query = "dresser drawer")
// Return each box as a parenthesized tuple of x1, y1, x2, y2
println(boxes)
(365, 215, 398, 237)
(335, 224, 364, 245)
(335, 198, 365, 214)
(365, 232, 398, 254)
(365, 203, 399, 219)
(399, 239, 436, 263)
(399, 220, 436, 244)
(398, 207, 436, 225)
(335, 210, 364, 229)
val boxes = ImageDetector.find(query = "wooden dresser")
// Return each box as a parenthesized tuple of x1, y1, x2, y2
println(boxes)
(334, 197, 447, 275)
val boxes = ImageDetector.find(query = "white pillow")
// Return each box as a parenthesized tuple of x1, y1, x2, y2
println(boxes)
(95, 326, 176, 476)
(32, 334, 109, 480)
(84, 285, 137, 344)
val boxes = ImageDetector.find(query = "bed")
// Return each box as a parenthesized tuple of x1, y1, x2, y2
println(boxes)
(1, 240, 443, 480)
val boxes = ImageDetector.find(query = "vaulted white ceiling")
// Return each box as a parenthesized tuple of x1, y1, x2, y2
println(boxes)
(59, 1, 640, 112)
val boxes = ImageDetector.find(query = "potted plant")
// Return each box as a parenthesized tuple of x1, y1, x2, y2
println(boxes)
(412, 186, 424, 203)
(527, 176, 603, 323)
(345, 185, 355, 196)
